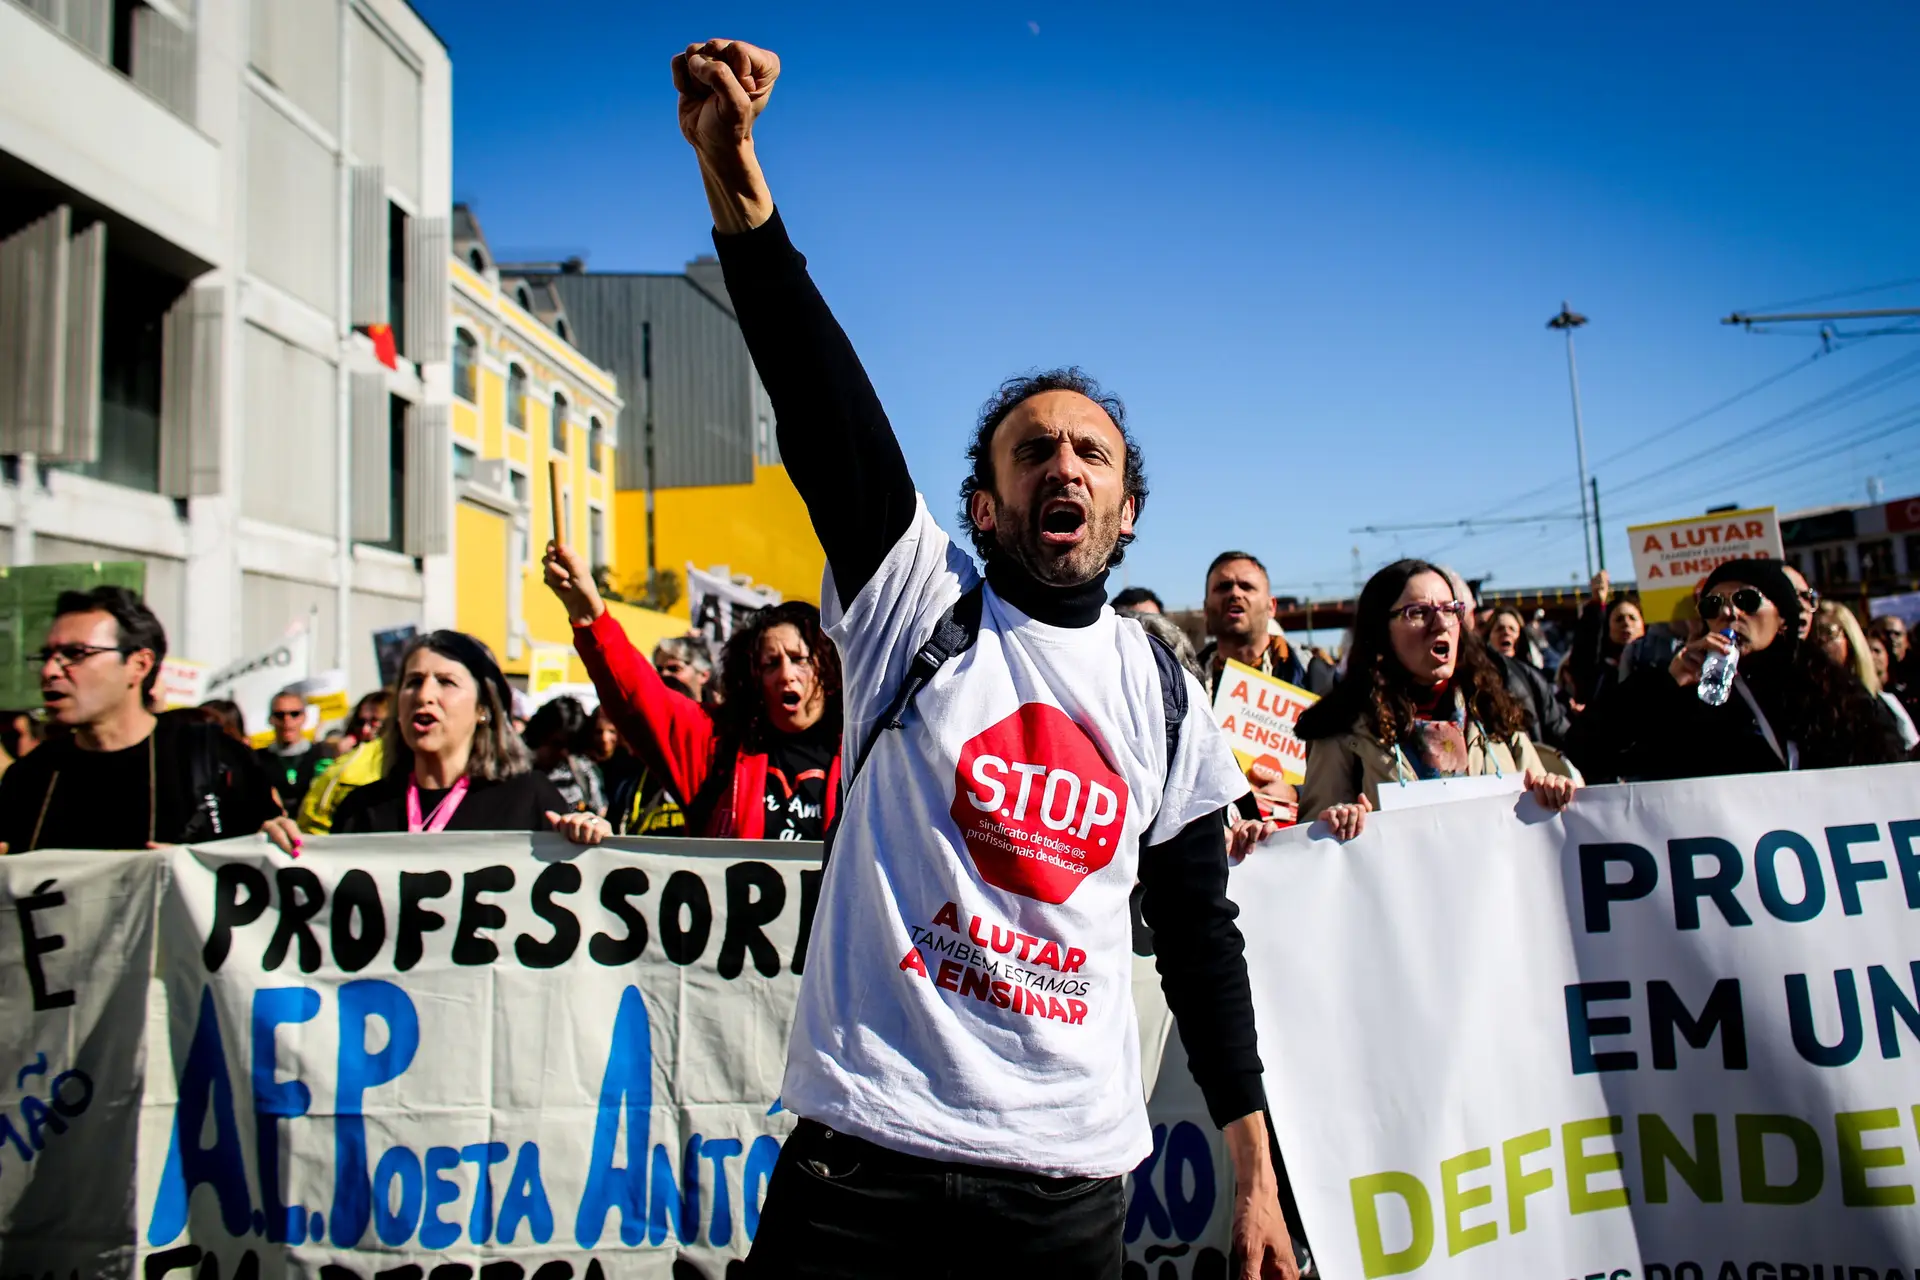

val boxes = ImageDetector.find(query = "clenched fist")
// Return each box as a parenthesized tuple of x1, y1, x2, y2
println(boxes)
(673, 41, 779, 158)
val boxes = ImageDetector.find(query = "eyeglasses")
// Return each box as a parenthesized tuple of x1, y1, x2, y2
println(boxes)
(1387, 601, 1468, 629)
(1798, 588, 1821, 609)
(1699, 588, 1766, 622)
(34, 643, 128, 670)
(270, 708, 306, 721)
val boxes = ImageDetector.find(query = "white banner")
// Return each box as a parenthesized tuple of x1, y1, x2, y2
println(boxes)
(0, 837, 1237, 1278)
(1242, 762, 1920, 1278)
(202, 620, 313, 740)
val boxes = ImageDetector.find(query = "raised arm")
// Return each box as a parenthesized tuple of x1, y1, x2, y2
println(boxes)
(542, 541, 717, 807)
(673, 40, 916, 606)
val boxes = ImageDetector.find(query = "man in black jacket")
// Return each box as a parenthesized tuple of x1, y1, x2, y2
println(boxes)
(0, 588, 298, 854)
(672, 39, 1294, 1280)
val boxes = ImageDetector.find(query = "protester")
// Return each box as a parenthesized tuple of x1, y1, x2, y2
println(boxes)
(589, 702, 688, 834)
(669, 38, 1293, 1277)
(1869, 615, 1916, 713)
(1296, 559, 1576, 839)
(298, 736, 384, 835)
(1817, 603, 1919, 752)
(1865, 631, 1920, 753)
(545, 541, 844, 841)
(1564, 572, 1645, 708)
(339, 690, 390, 752)
(653, 633, 717, 704)
(1483, 605, 1571, 749)
(1567, 559, 1903, 780)
(0, 710, 47, 775)
(198, 698, 249, 745)
(522, 694, 607, 814)
(330, 631, 611, 840)
(1782, 564, 1819, 642)
(257, 687, 332, 813)
(1112, 585, 1164, 615)
(1197, 551, 1308, 691)
(0, 587, 299, 853)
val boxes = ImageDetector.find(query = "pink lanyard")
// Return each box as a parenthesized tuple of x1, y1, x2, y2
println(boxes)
(406, 775, 471, 833)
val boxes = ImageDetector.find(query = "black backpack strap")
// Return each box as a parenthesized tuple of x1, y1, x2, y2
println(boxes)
(1141, 630, 1189, 771)
(849, 582, 986, 780)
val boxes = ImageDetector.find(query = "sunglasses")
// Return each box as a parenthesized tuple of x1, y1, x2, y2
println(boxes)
(1699, 588, 1766, 622)
(270, 709, 306, 720)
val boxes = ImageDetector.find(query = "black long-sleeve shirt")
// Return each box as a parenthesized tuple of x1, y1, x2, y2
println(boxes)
(714, 209, 1265, 1129)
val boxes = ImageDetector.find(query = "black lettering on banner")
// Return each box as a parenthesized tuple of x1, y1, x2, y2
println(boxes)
(479, 1264, 524, 1280)
(262, 866, 326, 973)
(790, 866, 822, 975)
(330, 869, 387, 973)
(430, 1265, 475, 1280)
(515, 862, 583, 968)
(15, 879, 76, 1010)
(396, 870, 453, 971)
(659, 869, 712, 966)
(376, 1269, 425, 1280)
(531, 1264, 573, 1280)
(143, 1244, 201, 1278)
(1649, 979, 1748, 1070)
(203, 863, 270, 971)
(719, 861, 786, 979)
(589, 867, 649, 964)
(453, 866, 516, 964)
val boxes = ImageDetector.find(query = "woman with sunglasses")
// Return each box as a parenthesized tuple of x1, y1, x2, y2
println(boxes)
(1571, 559, 1901, 780)
(1296, 559, 1575, 840)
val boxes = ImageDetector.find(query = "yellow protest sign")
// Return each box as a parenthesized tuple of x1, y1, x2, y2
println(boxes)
(1210, 659, 1318, 785)
(1627, 506, 1782, 627)
(529, 646, 572, 694)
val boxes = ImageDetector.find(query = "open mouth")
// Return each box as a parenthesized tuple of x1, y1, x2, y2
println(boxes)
(1038, 498, 1088, 546)
(1430, 637, 1453, 664)
(779, 690, 802, 709)
(411, 712, 439, 732)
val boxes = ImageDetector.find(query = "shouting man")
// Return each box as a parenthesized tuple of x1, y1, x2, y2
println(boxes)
(671, 39, 1295, 1280)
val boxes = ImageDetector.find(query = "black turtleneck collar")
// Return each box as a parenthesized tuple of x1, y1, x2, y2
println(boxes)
(985, 557, 1109, 628)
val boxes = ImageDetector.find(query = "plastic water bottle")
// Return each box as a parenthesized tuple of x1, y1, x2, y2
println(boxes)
(1697, 629, 1739, 706)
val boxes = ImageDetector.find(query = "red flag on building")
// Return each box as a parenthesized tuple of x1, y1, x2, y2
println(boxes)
(364, 323, 398, 370)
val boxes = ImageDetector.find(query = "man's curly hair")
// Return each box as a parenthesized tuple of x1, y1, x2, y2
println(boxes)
(957, 368, 1148, 566)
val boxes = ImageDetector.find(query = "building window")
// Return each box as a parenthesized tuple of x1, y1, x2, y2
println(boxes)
(63, 248, 173, 493)
(555, 318, 570, 343)
(551, 392, 568, 454)
(1859, 538, 1895, 582)
(508, 468, 529, 506)
(588, 416, 604, 472)
(469, 248, 486, 273)
(507, 364, 527, 430)
(516, 285, 532, 311)
(388, 203, 409, 359)
(590, 507, 606, 571)
(453, 442, 477, 481)
(1812, 545, 1851, 587)
(453, 328, 478, 402)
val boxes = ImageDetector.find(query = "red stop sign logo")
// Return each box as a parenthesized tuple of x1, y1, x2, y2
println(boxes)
(950, 703, 1130, 904)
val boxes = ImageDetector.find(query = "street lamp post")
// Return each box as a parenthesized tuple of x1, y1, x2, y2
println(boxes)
(1547, 302, 1594, 578)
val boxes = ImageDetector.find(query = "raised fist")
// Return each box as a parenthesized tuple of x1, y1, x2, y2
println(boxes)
(671, 40, 779, 161)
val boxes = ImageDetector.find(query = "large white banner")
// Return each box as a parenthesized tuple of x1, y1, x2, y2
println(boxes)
(1243, 762, 1920, 1278)
(0, 837, 1237, 1278)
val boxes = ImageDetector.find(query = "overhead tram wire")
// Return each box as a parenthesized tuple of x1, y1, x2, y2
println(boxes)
(1734, 276, 1920, 315)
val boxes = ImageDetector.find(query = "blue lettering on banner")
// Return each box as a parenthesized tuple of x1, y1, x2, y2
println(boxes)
(420, 1145, 463, 1248)
(149, 986, 253, 1244)
(699, 1137, 744, 1248)
(575, 984, 653, 1247)
(497, 1142, 555, 1244)
(743, 1133, 782, 1243)
(649, 1137, 700, 1246)
(0, 1050, 94, 1176)
(330, 979, 422, 1247)
(371, 1145, 423, 1246)
(251, 986, 321, 1243)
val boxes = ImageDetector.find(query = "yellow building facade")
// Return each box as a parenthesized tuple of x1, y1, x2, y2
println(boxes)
(448, 257, 684, 684)
(619, 463, 826, 619)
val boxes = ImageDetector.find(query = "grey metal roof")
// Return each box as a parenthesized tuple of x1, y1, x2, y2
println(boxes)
(546, 271, 768, 491)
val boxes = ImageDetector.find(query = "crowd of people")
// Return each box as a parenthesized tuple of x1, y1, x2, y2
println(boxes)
(1, 34, 1915, 1279)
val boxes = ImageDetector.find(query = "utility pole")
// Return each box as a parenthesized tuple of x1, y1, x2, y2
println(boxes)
(642, 321, 657, 582)
(1547, 302, 1595, 578)
(1590, 477, 1605, 573)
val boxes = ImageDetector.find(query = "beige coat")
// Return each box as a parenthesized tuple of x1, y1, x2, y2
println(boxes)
(1299, 713, 1545, 820)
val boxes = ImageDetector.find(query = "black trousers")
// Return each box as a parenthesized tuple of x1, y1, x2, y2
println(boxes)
(744, 1119, 1127, 1279)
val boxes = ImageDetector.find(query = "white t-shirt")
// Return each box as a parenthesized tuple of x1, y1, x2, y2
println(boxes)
(782, 498, 1248, 1176)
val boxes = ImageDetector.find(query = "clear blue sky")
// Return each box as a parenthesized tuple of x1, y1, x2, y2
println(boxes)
(417, 0, 1920, 607)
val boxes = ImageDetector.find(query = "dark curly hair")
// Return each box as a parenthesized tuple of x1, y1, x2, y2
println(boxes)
(957, 368, 1148, 566)
(716, 601, 843, 751)
(1297, 558, 1528, 749)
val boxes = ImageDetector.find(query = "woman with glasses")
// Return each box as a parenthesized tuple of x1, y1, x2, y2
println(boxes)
(543, 541, 845, 840)
(1570, 559, 1902, 781)
(330, 631, 612, 842)
(1815, 602, 1918, 753)
(1296, 559, 1575, 840)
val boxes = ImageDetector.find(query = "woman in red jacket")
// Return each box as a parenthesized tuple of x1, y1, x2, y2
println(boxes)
(542, 542, 843, 839)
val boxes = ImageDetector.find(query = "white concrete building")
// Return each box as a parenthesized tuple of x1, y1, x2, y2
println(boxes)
(0, 0, 453, 697)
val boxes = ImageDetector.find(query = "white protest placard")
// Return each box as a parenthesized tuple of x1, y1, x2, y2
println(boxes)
(1628, 507, 1783, 627)
(1211, 659, 1318, 785)
(201, 620, 313, 740)
(1374, 772, 1523, 813)
(1240, 762, 1920, 1278)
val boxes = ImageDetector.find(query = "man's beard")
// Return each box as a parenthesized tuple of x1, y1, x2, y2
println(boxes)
(989, 494, 1123, 587)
